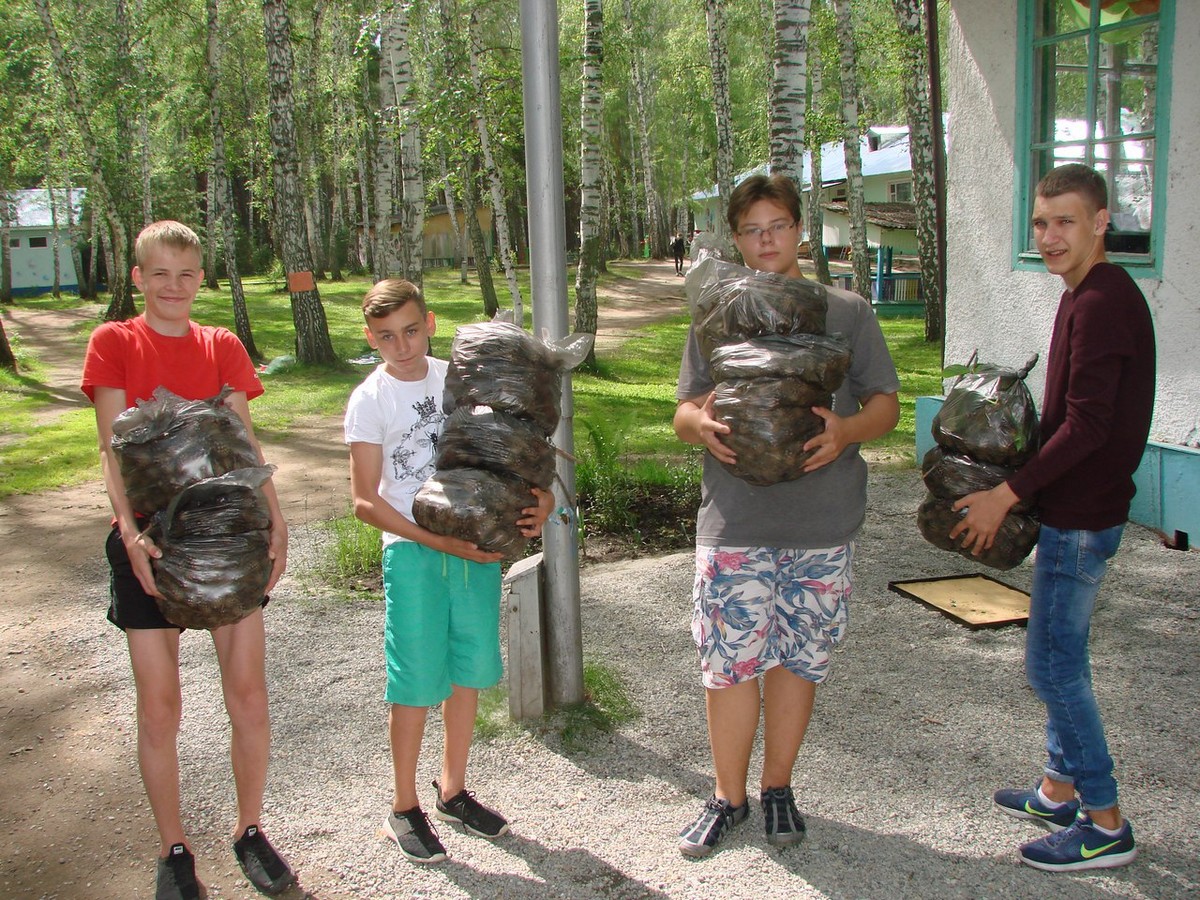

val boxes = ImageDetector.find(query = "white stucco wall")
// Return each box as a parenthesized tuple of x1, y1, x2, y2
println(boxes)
(946, 1, 1199, 443)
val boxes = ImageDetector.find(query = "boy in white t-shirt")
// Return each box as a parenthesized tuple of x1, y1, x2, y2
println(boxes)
(343, 279, 551, 863)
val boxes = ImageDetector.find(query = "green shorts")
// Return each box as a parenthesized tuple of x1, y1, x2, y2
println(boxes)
(382, 541, 503, 707)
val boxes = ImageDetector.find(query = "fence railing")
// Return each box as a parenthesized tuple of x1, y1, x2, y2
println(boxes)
(832, 271, 922, 303)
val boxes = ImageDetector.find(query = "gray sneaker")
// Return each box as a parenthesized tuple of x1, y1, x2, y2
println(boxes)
(382, 807, 447, 864)
(761, 786, 806, 847)
(678, 795, 750, 858)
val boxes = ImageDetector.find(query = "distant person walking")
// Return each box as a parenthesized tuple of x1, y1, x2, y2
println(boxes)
(671, 233, 686, 276)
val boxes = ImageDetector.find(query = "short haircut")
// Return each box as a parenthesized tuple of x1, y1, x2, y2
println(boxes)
(727, 173, 802, 233)
(362, 278, 427, 320)
(135, 220, 202, 267)
(1036, 163, 1108, 214)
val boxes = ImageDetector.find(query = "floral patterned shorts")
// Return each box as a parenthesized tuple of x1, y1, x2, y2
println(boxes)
(691, 544, 852, 689)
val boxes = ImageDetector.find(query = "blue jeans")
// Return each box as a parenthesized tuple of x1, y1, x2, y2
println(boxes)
(1025, 523, 1124, 812)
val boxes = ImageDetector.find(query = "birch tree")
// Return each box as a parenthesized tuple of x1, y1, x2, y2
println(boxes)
(622, 0, 666, 258)
(892, 0, 942, 340)
(768, 0, 810, 201)
(574, 0, 603, 367)
(469, 10, 523, 321)
(262, 0, 336, 364)
(806, 25, 831, 284)
(33, 0, 135, 320)
(704, 0, 735, 241)
(208, 0, 262, 361)
(832, 0, 870, 298)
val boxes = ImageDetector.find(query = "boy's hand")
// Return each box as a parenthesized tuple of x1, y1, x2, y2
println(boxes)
(124, 529, 165, 599)
(265, 520, 288, 594)
(802, 406, 847, 472)
(698, 394, 736, 465)
(950, 483, 1019, 554)
(433, 534, 506, 564)
(518, 486, 556, 537)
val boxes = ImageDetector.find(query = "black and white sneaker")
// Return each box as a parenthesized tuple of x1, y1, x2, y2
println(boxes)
(382, 807, 447, 864)
(761, 786, 806, 847)
(233, 825, 296, 895)
(156, 843, 205, 900)
(678, 795, 750, 858)
(433, 780, 510, 838)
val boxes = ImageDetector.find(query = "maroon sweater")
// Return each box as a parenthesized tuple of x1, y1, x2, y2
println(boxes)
(1007, 263, 1156, 530)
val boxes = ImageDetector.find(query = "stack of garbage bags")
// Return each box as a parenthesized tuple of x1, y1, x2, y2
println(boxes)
(412, 320, 592, 560)
(917, 355, 1042, 570)
(110, 387, 274, 628)
(685, 244, 851, 486)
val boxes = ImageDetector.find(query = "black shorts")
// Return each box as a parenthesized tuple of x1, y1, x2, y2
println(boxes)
(105, 525, 268, 631)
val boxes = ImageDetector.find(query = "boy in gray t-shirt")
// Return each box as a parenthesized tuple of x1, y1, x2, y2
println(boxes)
(674, 175, 900, 858)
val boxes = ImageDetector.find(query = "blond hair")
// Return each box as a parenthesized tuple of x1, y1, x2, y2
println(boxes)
(134, 220, 203, 267)
(362, 278, 428, 319)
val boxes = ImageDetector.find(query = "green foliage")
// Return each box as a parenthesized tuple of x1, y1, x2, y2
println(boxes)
(322, 514, 382, 582)
(557, 661, 640, 753)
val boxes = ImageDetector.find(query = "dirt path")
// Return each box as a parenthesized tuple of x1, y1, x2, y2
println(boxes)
(0, 262, 686, 899)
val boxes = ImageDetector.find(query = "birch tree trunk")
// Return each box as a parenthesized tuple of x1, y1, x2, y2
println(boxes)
(205, 170, 220, 288)
(0, 319, 15, 370)
(833, 0, 870, 298)
(64, 177, 88, 296)
(438, 149, 468, 284)
(373, 8, 398, 281)
(208, 0, 261, 361)
(263, 0, 336, 364)
(461, 160, 498, 318)
(468, 11, 522, 320)
(769, 0, 811, 202)
(704, 0, 735, 241)
(892, 0, 942, 340)
(622, 0, 665, 258)
(33, 0, 134, 320)
(140, 112, 153, 225)
(394, 1, 424, 284)
(574, 0, 603, 367)
(807, 38, 831, 285)
(0, 194, 13, 303)
(48, 180, 62, 297)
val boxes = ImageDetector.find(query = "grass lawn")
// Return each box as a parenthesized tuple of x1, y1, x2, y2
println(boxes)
(0, 267, 942, 501)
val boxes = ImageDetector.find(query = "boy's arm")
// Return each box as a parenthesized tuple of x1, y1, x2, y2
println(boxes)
(348, 441, 504, 564)
(802, 390, 901, 473)
(94, 386, 164, 598)
(223, 391, 288, 594)
(673, 393, 736, 465)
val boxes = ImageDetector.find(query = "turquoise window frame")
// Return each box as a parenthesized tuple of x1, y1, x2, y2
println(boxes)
(1013, 0, 1174, 277)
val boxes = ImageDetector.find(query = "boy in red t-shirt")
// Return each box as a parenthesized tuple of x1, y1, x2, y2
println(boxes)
(81, 221, 295, 899)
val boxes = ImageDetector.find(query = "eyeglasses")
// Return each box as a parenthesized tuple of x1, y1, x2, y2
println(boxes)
(737, 220, 796, 241)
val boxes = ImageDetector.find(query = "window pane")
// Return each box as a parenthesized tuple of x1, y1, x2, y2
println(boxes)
(29, 236, 48, 248)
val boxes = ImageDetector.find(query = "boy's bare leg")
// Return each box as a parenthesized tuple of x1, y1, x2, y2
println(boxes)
(212, 609, 269, 835)
(705, 679, 760, 807)
(389, 704, 429, 811)
(438, 685, 479, 799)
(126, 629, 186, 855)
(761, 667, 816, 790)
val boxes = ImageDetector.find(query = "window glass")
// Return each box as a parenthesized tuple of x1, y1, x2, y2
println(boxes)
(8, 238, 19, 248)
(29, 236, 48, 248)
(1023, 0, 1165, 265)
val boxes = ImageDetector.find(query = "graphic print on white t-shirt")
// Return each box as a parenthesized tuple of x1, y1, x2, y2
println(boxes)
(390, 394, 442, 485)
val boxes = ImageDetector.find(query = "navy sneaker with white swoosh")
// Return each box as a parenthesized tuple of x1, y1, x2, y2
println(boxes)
(994, 783, 1081, 832)
(1018, 815, 1137, 872)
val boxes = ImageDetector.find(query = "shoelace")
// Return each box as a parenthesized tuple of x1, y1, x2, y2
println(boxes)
(1043, 820, 1087, 847)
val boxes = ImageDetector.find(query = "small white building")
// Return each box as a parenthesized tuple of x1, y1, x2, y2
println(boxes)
(3, 188, 85, 296)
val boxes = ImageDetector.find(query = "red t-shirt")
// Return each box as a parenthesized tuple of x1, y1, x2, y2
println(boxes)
(81, 316, 263, 408)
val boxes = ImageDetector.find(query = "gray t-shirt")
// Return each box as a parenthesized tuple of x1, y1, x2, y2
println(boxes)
(676, 284, 901, 548)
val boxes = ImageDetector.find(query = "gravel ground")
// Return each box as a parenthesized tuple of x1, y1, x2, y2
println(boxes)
(34, 466, 1200, 899)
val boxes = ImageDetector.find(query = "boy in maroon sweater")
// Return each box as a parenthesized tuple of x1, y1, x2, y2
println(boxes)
(951, 163, 1155, 872)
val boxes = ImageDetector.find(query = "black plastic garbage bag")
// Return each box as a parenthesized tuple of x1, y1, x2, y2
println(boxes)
(111, 386, 259, 515)
(412, 467, 536, 561)
(920, 446, 1034, 514)
(712, 380, 830, 486)
(917, 491, 1040, 571)
(687, 255, 829, 360)
(710, 334, 851, 392)
(443, 322, 593, 436)
(148, 466, 275, 630)
(932, 355, 1040, 467)
(436, 405, 556, 489)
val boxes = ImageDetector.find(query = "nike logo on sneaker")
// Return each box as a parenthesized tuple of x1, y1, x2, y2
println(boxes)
(1080, 840, 1121, 859)
(1024, 801, 1056, 818)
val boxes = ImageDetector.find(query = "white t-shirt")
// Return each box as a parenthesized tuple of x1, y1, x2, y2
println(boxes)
(344, 358, 448, 545)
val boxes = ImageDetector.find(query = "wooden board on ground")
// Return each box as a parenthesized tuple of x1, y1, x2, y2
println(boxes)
(888, 573, 1030, 628)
